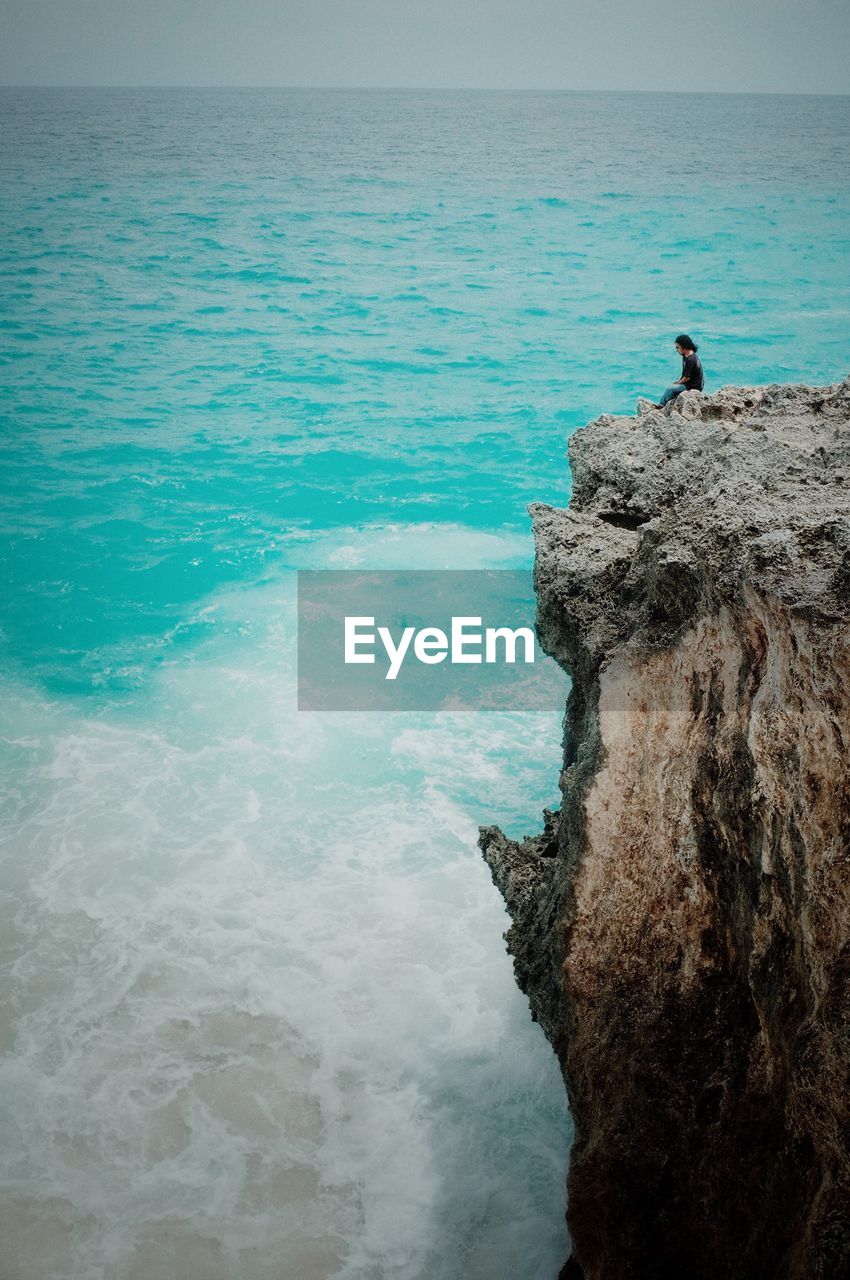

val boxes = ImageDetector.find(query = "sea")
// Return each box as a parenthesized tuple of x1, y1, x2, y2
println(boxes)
(1, 87, 848, 1280)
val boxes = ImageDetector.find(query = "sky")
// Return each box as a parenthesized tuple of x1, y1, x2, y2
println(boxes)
(0, 0, 849, 93)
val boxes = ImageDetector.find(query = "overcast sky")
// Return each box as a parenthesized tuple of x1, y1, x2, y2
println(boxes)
(1, 0, 848, 94)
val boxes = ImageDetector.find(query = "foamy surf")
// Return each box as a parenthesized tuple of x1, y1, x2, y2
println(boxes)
(0, 525, 571, 1279)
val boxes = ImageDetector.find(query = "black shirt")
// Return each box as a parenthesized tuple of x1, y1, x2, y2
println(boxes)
(681, 352, 704, 391)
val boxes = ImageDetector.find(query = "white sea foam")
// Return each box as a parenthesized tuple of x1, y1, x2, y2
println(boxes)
(0, 525, 572, 1279)
(288, 521, 534, 572)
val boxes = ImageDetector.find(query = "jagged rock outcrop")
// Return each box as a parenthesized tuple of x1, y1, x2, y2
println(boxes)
(480, 380, 850, 1280)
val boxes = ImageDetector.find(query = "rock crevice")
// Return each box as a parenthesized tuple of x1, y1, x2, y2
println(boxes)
(481, 381, 850, 1280)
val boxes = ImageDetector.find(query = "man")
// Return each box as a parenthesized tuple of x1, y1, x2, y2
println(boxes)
(654, 335, 704, 407)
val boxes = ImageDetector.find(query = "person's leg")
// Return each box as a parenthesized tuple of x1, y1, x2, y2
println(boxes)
(658, 383, 685, 406)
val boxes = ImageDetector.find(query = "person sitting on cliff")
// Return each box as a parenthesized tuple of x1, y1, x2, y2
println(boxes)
(654, 335, 704, 407)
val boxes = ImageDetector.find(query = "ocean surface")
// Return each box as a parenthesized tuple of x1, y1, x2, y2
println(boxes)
(1, 88, 848, 1280)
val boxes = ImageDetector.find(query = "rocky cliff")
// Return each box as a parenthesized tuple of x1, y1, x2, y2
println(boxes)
(480, 379, 850, 1280)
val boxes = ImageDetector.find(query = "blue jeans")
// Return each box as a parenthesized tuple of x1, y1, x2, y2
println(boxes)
(659, 383, 686, 405)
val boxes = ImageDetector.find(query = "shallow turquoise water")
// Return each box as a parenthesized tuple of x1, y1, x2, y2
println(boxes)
(2, 88, 849, 694)
(0, 89, 848, 1279)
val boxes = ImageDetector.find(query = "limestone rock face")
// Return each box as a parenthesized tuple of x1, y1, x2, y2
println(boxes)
(480, 381, 850, 1280)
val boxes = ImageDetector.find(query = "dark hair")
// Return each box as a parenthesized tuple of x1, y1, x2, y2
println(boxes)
(675, 333, 697, 351)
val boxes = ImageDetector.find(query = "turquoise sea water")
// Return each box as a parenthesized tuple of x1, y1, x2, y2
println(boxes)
(1, 89, 849, 1279)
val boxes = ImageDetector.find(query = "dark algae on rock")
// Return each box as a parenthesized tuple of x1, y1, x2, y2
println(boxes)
(480, 381, 850, 1280)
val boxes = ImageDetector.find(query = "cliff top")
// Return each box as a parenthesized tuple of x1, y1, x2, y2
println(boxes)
(531, 378, 850, 668)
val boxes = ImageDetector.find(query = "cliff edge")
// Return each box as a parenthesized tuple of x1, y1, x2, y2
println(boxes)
(480, 379, 850, 1280)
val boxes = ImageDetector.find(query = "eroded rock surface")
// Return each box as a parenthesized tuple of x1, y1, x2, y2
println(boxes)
(480, 381, 850, 1280)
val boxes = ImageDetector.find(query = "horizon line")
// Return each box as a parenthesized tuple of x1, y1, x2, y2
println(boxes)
(1, 83, 849, 98)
